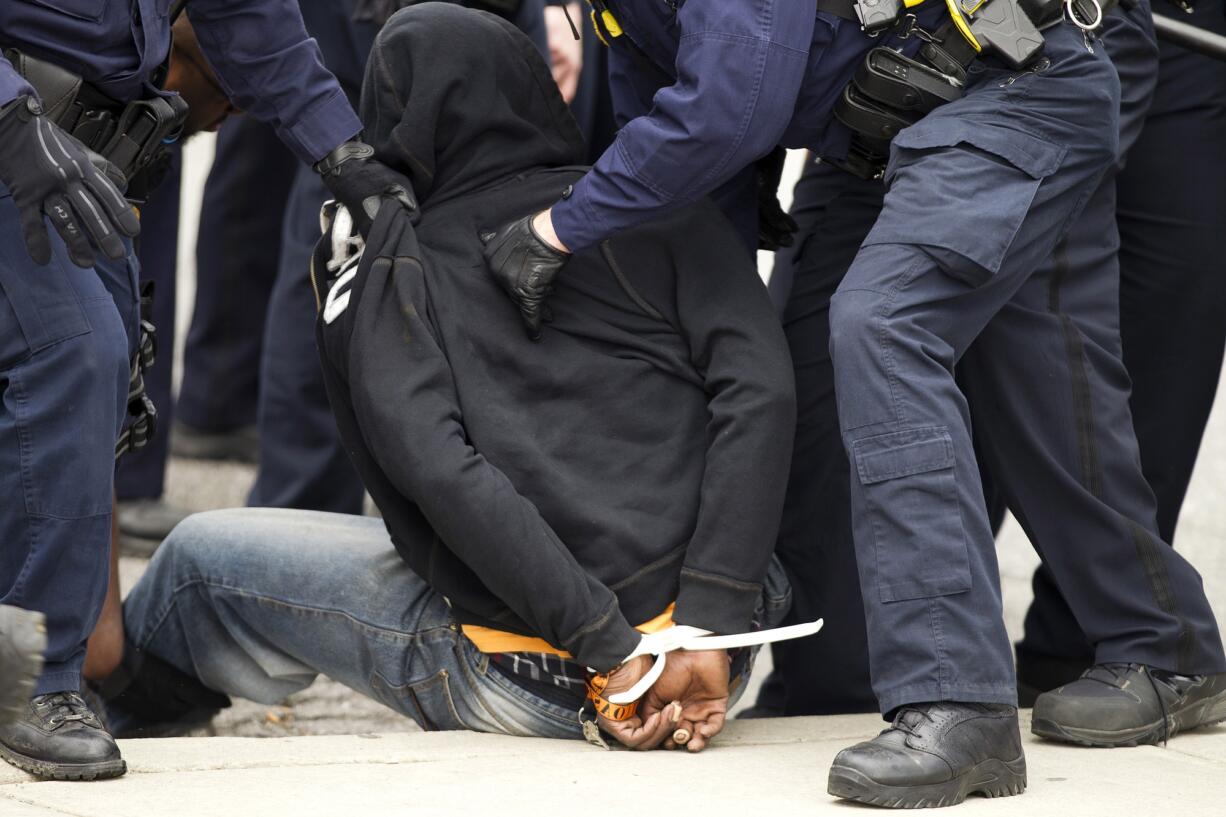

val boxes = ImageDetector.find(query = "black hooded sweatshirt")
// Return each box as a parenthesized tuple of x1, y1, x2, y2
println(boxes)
(314, 5, 796, 672)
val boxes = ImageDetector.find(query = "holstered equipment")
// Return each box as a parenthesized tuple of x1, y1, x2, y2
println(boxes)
(823, 0, 1115, 178)
(4, 48, 188, 202)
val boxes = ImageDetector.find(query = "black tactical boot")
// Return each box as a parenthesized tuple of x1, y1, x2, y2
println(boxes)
(1032, 663, 1226, 747)
(97, 642, 230, 738)
(0, 692, 126, 780)
(828, 703, 1026, 809)
(0, 605, 46, 726)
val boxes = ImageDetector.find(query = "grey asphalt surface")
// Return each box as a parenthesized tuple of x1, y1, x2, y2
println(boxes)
(119, 138, 1225, 738)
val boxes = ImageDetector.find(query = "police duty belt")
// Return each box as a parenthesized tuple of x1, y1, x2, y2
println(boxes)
(4, 48, 188, 202)
(818, 0, 1117, 178)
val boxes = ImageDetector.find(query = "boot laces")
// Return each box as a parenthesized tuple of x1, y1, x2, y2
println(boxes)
(1082, 663, 1171, 746)
(33, 691, 97, 730)
(889, 704, 938, 739)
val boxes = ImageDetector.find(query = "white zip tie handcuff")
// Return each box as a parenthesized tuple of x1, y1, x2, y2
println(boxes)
(596, 618, 825, 707)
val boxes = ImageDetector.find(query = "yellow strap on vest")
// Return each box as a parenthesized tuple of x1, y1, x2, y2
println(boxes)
(601, 8, 624, 36)
(462, 604, 677, 657)
(945, 0, 985, 51)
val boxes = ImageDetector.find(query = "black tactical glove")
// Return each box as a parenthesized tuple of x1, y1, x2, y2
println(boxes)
(756, 146, 798, 252)
(0, 95, 140, 268)
(315, 140, 417, 237)
(482, 213, 569, 341)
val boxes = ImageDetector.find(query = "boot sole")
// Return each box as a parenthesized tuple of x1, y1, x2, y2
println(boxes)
(828, 755, 1027, 809)
(0, 608, 47, 725)
(1032, 686, 1226, 747)
(0, 742, 126, 781)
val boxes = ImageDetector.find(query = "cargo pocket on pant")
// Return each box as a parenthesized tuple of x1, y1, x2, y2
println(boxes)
(852, 427, 972, 603)
(863, 118, 1066, 280)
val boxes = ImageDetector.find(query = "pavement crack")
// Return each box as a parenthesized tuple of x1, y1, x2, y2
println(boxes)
(0, 789, 97, 817)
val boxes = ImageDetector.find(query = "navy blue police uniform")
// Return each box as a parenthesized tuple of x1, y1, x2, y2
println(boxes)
(758, 0, 1226, 713)
(0, 0, 361, 702)
(1019, 0, 1226, 688)
(512, 1, 1226, 799)
(552, 0, 1114, 703)
(115, 148, 184, 504)
(176, 118, 297, 447)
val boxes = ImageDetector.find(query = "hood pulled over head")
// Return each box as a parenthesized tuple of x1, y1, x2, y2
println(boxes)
(360, 5, 586, 209)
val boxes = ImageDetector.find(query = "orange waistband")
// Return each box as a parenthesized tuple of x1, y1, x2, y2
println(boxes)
(462, 603, 676, 658)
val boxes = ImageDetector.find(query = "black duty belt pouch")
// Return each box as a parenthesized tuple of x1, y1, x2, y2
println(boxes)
(4, 48, 187, 198)
(835, 82, 922, 144)
(833, 46, 964, 178)
(854, 48, 965, 115)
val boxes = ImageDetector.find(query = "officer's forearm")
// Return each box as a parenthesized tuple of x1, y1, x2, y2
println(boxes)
(0, 58, 36, 109)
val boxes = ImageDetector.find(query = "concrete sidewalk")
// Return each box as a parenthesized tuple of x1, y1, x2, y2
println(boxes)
(3, 712, 1224, 816)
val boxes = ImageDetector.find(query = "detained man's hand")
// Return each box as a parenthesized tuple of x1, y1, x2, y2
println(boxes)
(640, 650, 731, 753)
(596, 655, 682, 751)
(481, 210, 570, 340)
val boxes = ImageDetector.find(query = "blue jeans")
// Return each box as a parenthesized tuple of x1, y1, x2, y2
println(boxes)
(121, 509, 783, 737)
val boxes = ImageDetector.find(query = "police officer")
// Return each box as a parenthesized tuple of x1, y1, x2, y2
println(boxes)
(0, 0, 414, 781)
(480, 0, 1225, 807)
(755, 0, 1226, 717)
(1019, 0, 1226, 693)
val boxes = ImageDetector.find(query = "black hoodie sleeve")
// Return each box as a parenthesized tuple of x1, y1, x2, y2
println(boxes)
(666, 202, 797, 635)
(344, 226, 640, 672)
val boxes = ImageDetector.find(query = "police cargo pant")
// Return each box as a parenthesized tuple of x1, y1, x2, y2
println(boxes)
(828, 21, 1226, 715)
(0, 183, 138, 696)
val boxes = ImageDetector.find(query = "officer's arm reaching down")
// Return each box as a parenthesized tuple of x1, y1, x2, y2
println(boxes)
(484, 0, 816, 336)
(186, 0, 416, 234)
(554, 1, 815, 250)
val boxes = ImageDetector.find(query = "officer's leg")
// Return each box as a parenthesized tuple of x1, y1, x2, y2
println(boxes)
(113, 150, 191, 555)
(755, 160, 883, 716)
(247, 166, 364, 513)
(964, 176, 1226, 674)
(827, 24, 1118, 806)
(1117, 0, 1226, 541)
(0, 186, 135, 777)
(1009, 3, 1161, 693)
(115, 150, 181, 505)
(963, 169, 1226, 746)
(176, 118, 295, 449)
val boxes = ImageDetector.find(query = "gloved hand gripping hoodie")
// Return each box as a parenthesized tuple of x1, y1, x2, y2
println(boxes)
(314, 5, 796, 672)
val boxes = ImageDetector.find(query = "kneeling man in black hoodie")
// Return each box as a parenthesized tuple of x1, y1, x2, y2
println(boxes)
(99, 5, 797, 752)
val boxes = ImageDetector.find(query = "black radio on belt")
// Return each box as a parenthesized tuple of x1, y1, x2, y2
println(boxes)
(856, 49, 965, 114)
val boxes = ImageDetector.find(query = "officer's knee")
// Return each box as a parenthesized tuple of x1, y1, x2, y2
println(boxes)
(828, 288, 886, 373)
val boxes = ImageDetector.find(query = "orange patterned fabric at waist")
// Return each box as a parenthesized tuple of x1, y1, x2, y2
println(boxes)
(461, 603, 677, 657)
